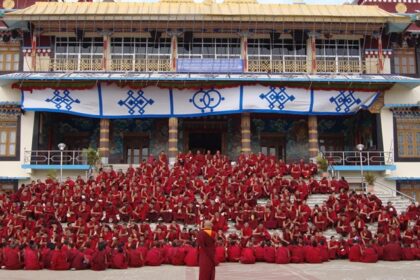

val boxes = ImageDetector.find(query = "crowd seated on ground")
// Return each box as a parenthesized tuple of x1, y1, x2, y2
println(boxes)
(0, 151, 419, 270)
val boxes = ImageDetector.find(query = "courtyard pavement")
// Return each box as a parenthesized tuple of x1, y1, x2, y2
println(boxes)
(0, 260, 419, 280)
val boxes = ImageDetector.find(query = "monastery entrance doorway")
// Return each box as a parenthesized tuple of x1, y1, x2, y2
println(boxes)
(188, 132, 222, 154)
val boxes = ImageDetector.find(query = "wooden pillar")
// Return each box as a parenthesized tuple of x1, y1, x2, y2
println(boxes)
(308, 116, 319, 158)
(307, 32, 318, 74)
(240, 33, 248, 72)
(99, 31, 112, 164)
(168, 117, 178, 164)
(241, 113, 251, 154)
(31, 33, 37, 71)
(99, 119, 110, 164)
(102, 31, 112, 71)
(170, 34, 178, 71)
(377, 35, 384, 74)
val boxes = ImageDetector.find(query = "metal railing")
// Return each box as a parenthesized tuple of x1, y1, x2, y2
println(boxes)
(323, 151, 394, 166)
(24, 150, 88, 165)
(374, 180, 416, 202)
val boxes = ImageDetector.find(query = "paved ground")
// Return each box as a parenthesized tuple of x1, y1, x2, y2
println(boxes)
(1, 260, 419, 280)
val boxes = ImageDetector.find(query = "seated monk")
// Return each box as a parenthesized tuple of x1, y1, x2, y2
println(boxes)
(263, 241, 276, 263)
(170, 243, 187, 266)
(50, 244, 70, 270)
(240, 247, 256, 264)
(227, 241, 241, 262)
(348, 239, 362, 262)
(401, 244, 415, 261)
(290, 241, 305, 263)
(3, 242, 22, 270)
(304, 242, 322, 264)
(70, 246, 89, 270)
(91, 242, 108, 271)
(184, 245, 199, 266)
(383, 242, 402, 261)
(127, 244, 144, 268)
(145, 244, 164, 266)
(336, 215, 351, 237)
(360, 242, 378, 263)
(23, 241, 42, 270)
(111, 244, 128, 269)
(275, 243, 290, 264)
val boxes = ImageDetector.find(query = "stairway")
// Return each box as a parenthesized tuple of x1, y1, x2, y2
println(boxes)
(374, 193, 412, 215)
(306, 194, 330, 208)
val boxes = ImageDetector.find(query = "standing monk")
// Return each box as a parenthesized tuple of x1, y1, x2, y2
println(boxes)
(197, 220, 216, 280)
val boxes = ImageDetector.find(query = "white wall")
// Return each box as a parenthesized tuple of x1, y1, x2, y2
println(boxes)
(380, 84, 420, 184)
(0, 85, 35, 182)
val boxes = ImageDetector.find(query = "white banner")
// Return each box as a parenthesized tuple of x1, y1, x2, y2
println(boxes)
(172, 87, 240, 116)
(21, 84, 379, 118)
(21, 87, 99, 117)
(101, 84, 171, 117)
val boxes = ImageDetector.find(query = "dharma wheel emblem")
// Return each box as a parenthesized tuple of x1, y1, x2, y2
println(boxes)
(259, 86, 295, 110)
(189, 88, 225, 113)
(45, 89, 80, 111)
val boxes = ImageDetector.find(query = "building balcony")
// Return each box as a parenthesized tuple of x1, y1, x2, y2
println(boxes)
(50, 57, 103, 72)
(323, 150, 396, 172)
(316, 58, 366, 74)
(22, 150, 90, 170)
(38, 56, 369, 74)
(110, 56, 171, 72)
(248, 57, 307, 73)
(47, 56, 172, 72)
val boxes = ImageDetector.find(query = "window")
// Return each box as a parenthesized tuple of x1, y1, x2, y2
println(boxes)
(247, 38, 307, 60)
(110, 37, 171, 71)
(54, 37, 103, 71)
(393, 48, 416, 75)
(395, 117, 420, 159)
(177, 38, 241, 59)
(247, 38, 307, 72)
(111, 37, 171, 58)
(0, 181, 17, 192)
(315, 39, 361, 73)
(0, 45, 20, 72)
(0, 116, 19, 160)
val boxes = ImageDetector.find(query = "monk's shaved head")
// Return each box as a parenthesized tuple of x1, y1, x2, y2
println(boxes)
(203, 220, 213, 229)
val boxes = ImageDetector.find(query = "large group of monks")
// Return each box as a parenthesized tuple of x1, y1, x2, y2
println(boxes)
(0, 151, 419, 270)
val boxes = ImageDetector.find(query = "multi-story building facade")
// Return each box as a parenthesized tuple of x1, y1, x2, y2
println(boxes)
(0, 0, 419, 199)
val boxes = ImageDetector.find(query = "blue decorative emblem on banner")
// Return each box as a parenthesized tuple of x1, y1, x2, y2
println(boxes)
(329, 90, 361, 113)
(45, 89, 80, 111)
(259, 86, 295, 110)
(189, 88, 225, 113)
(118, 90, 154, 115)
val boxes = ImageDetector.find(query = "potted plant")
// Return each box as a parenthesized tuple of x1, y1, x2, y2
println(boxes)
(364, 172, 376, 193)
(83, 147, 100, 175)
(316, 156, 329, 178)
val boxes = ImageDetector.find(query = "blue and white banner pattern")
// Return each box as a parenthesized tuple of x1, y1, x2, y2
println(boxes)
(21, 84, 379, 118)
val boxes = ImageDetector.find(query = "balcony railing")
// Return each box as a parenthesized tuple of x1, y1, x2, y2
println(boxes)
(316, 58, 365, 74)
(44, 56, 366, 74)
(323, 151, 394, 166)
(248, 56, 307, 73)
(50, 57, 103, 72)
(111, 56, 171, 72)
(24, 150, 88, 166)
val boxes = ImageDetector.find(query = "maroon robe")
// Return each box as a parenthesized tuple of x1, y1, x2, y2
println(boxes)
(197, 230, 216, 280)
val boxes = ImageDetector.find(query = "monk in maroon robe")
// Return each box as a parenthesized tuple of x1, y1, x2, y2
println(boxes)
(197, 221, 216, 280)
